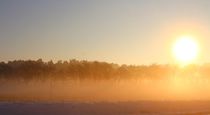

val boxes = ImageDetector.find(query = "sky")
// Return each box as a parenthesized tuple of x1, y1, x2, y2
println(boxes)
(1, 0, 210, 65)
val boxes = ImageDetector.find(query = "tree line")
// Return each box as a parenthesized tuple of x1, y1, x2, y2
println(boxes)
(0, 59, 210, 80)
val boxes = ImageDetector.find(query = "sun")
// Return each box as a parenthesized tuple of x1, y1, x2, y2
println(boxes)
(173, 36, 199, 65)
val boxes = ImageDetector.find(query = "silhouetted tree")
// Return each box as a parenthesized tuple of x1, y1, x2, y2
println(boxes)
(0, 59, 208, 80)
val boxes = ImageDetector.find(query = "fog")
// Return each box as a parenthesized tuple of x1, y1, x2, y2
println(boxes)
(1, 75, 210, 102)
(1, 60, 210, 102)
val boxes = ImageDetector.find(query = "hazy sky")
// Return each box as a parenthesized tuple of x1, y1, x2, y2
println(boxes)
(1, 0, 210, 64)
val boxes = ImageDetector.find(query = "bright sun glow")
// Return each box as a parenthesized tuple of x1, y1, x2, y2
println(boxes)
(173, 36, 199, 65)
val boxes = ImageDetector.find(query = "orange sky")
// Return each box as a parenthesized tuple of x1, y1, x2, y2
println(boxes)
(1, 0, 210, 64)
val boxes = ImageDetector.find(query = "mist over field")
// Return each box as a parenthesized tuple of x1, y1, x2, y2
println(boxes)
(1, 59, 210, 102)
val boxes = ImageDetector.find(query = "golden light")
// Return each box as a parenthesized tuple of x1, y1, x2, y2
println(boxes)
(173, 36, 199, 65)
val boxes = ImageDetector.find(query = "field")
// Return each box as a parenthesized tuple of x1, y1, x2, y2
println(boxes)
(1, 101, 210, 115)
